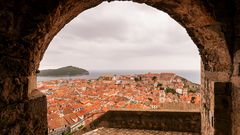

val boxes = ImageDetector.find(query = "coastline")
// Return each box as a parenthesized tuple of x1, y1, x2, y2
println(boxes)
(37, 69, 200, 84)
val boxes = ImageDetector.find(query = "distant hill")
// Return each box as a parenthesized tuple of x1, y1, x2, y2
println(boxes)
(38, 66, 89, 77)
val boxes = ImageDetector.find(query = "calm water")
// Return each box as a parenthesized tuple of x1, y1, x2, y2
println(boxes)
(37, 70, 200, 84)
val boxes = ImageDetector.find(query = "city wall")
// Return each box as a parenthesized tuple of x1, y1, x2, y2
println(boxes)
(81, 110, 201, 134)
(157, 103, 200, 112)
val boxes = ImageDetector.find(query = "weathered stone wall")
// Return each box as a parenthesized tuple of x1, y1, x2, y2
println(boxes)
(0, 53, 48, 134)
(201, 63, 214, 135)
(232, 51, 240, 135)
(231, 1, 240, 134)
(0, 90, 48, 135)
(82, 110, 201, 134)
(156, 103, 200, 111)
(115, 103, 200, 112)
(214, 82, 232, 135)
(201, 72, 233, 135)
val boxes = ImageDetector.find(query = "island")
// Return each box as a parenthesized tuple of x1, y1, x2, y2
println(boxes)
(37, 66, 89, 76)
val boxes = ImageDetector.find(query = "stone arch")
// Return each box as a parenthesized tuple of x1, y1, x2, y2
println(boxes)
(29, 0, 232, 75)
(0, 0, 234, 134)
(0, 0, 231, 79)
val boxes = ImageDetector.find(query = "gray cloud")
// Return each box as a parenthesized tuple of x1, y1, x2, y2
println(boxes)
(40, 1, 200, 71)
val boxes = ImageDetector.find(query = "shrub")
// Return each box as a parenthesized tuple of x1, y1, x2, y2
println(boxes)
(165, 87, 176, 94)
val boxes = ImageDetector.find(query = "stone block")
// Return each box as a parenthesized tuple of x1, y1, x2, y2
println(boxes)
(0, 77, 28, 104)
(214, 82, 231, 96)
(214, 95, 231, 110)
(84, 110, 201, 134)
(214, 118, 231, 135)
(0, 56, 30, 77)
(214, 111, 231, 121)
(0, 93, 47, 135)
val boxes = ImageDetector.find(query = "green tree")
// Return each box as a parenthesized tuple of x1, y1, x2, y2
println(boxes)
(63, 132, 72, 135)
(188, 88, 196, 93)
(152, 76, 157, 81)
(165, 87, 176, 94)
(134, 77, 140, 82)
(157, 83, 163, 87)
(78, 125, 84, 130)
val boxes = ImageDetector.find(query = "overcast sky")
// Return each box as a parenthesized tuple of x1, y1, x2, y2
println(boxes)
(39, 1, 200, 71)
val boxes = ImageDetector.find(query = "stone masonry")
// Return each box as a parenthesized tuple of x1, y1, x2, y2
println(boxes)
(81, 127, 200, 135)
(80, 110, 201, 134)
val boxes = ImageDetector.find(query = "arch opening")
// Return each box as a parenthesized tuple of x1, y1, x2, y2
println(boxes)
(37, 2, 202, 134)
(0, 0, 234, 135)
(29, 0, 232, 87)
(39, 1, 201, 82)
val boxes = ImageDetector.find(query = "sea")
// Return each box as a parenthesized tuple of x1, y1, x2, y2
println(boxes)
(37, 70, 200, 84)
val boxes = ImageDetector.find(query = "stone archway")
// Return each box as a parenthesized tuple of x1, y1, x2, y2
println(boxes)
(32, 0, 232, 74)
(0, 0, 235, 135)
